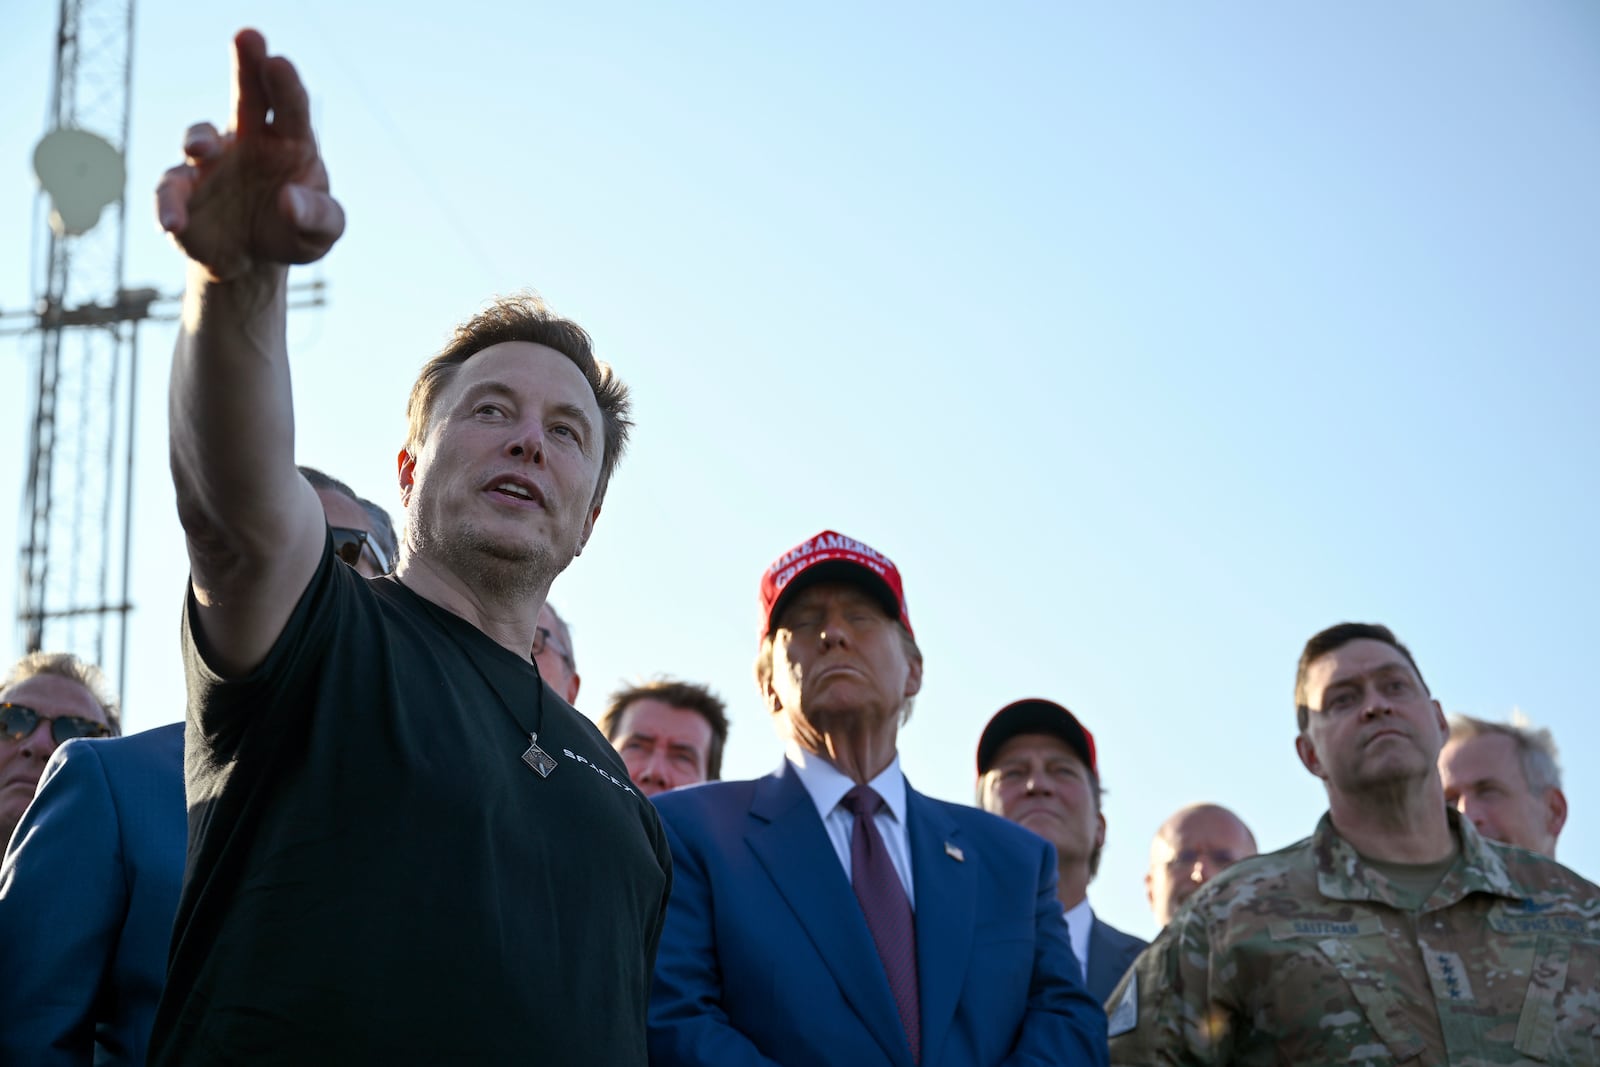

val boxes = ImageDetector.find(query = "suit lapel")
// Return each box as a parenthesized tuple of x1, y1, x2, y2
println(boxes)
(907, 784, 975, 1066)
(1085, 917, 1139, 1004)
(746, 764, 914, 1067)
(1085, 918, 1110, 1001)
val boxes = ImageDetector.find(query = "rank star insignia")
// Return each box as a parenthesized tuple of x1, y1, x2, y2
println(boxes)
(522, 732, 558, 778)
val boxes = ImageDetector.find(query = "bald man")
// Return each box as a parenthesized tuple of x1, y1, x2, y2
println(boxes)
(1144, 803, 1256, 928)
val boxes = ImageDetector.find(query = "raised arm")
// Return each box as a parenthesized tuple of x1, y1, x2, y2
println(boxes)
(157, 30, 346, 677)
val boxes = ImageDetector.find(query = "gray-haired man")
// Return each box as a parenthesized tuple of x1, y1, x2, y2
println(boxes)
(1439, 713, 1567, 859)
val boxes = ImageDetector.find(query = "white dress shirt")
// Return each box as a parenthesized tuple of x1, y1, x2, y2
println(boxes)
(785, 740, 916, 908)
(1063, 897, 1093, 984)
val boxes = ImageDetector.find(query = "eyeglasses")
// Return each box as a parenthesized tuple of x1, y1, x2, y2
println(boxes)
(331, 526, 390, 574)
(0, 702, 112, 745)
(531, 625, 573, 667)
(1167, 848, 1244, 870)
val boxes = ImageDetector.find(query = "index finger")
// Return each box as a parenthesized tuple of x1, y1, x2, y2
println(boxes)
(262, 54, 313, 143)
(230, 29, 270, 136)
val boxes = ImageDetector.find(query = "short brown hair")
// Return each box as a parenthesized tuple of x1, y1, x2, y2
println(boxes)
(1, 651, 121, 735)
(405, 294, 633, 508)
(1294, 622, 1428, 731)
(599, 679, 730, 780)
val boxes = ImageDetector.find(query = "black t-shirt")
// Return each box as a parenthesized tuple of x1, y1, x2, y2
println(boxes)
(151, 543, 671, 1065)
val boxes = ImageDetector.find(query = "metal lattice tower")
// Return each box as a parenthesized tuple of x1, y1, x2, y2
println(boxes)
(15, 0, 149, 699)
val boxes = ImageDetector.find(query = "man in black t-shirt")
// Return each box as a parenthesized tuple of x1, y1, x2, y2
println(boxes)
(149, 29, 669, 1065)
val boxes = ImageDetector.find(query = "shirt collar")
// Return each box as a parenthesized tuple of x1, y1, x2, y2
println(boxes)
(1062, 897, 1094, 981)
(785, 739, 907, 825)
(1312, 808, 1520, 908)
(1442, 808, 1521, 901)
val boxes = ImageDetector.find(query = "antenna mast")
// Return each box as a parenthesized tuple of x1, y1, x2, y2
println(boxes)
(14, 0, 147, 699)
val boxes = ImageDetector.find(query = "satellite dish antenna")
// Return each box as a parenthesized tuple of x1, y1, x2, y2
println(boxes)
(33, 127, 125, 237)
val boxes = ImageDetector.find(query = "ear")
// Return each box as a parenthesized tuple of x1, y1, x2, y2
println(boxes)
(903, 650, 924, 701)
(1295, 732, 1327, 781)
(574, 503, 602, 558)
(565, 672, 581, 706)
(1431, 698, 1449, 740)
(1545, 787, 1568, 839)
(1094, 810, 1107, 851)
(1144, 870, 1156, 910)
(978, 776, 1008, 816)
(397, 448, 417, 507)
(757, 636, 785, 715)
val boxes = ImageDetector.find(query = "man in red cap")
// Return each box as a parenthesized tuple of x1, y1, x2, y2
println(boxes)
(648, 530, 1107, 1067)
(976, 700, 1147, 1006)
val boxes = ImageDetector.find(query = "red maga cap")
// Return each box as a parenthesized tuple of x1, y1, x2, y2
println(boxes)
(759, 530, 912, 638)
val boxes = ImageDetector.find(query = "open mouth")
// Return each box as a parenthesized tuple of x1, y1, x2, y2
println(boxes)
(486, 477, 544, 507)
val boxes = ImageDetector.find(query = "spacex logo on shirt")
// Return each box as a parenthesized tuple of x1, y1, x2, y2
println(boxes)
(561, 746, 638, 797)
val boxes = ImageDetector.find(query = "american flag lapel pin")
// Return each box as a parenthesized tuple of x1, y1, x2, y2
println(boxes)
(945, 841, 965, 862)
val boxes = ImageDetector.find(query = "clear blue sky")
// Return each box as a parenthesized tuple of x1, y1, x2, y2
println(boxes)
(3, 3, 1597, 940)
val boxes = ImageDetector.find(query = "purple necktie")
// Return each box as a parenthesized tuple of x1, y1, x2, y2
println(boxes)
(841, 784, 921, 1064)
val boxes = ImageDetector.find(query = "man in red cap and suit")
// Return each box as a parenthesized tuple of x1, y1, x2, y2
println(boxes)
(648, 530, 1107, 1067)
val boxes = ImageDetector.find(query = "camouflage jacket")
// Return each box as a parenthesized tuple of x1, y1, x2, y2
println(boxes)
(1106, 810, 1599, 1065)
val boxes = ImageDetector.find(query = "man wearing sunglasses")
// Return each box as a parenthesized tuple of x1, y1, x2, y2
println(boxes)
(0, 472, 390, 1067)
(0, 653, 118, 850)
(149, 30, 667, 1066)
(300, 465, 397, 578)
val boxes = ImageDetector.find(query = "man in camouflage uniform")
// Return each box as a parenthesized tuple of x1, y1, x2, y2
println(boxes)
(1107, 622, 1599, 1065)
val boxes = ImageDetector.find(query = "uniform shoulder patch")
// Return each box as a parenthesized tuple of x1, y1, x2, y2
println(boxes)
(1108, 973, 1138, 1037)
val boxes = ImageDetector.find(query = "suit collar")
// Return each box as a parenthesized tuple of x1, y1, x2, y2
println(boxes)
(747, 767, 984, 1067)
(747, 765, 916, 1067)
(907, 786, 975, 1066)
(1085, 916, 1147, 1004)
(749, 758, 812, 825)
(782, 743, 908, 827)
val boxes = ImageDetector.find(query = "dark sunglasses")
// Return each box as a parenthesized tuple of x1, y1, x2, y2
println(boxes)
(0, 702, 112, 745)
(331, 526, 390, 574)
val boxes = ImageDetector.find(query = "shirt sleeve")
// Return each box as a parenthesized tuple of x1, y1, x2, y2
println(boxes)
(181, 536, 346, 764)
(1000, 838, 1110, 1066)
(647, 806, 784, 1067)
(0, 741, 124, 1067)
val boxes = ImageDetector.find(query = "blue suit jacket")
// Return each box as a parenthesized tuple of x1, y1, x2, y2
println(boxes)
(1085, 916, 1146, 1007)
(0, 723, 185, 1066)
(649, 762, 1108, 1067)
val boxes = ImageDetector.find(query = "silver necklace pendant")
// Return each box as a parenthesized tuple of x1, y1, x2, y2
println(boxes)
(522, 732, 558, 778)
